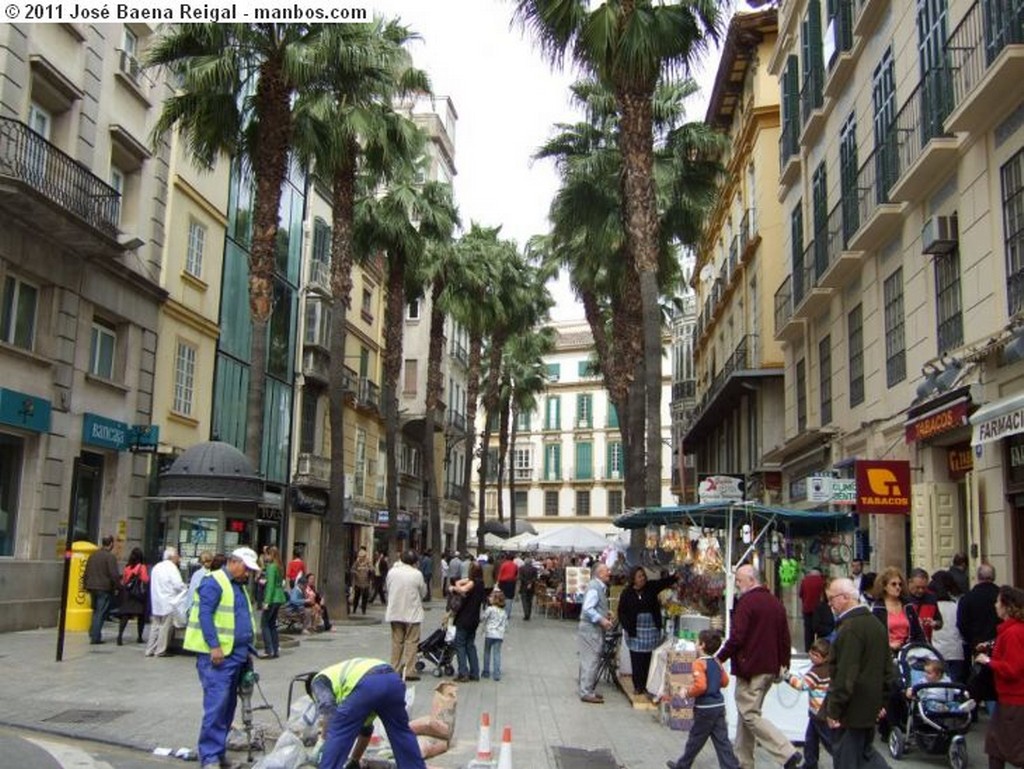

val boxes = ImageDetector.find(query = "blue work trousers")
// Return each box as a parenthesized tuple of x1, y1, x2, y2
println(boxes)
(196, 646, 248, 766)
(319, 669, 425, 769)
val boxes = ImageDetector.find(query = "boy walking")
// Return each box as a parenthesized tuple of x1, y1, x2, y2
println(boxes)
(666, 629, 740, 769)
(785, 638, 834, 769)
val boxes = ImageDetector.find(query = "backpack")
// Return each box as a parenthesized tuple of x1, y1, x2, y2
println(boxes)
(124, 572, 147, 601)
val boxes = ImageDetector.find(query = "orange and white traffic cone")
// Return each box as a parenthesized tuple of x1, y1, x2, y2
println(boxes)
(496, 726, 512, 769)
(467, 712, 494, 766)
(368, 717, 384, 748)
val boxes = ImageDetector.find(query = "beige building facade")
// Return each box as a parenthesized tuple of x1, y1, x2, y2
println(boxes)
(770, 0, 1024, 580)
(0, 23, 170, 629)
(685, 9, 788, 506)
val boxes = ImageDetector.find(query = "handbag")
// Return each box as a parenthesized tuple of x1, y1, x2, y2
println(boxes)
(967, 660, 996, 701)
(124, 572, 147, 601)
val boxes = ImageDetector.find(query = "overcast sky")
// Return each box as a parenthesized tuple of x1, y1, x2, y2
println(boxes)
(370, 0, 726, 321)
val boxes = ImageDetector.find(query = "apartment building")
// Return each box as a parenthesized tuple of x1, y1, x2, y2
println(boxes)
(0, 23, 170, 629)
(398, 94, 468, 552)
(477, 321, 674, 535)
(770, 0, 1024, 580)
(685, 8, 788, 506)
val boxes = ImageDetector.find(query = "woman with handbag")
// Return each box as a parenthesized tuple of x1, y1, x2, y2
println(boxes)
(117, 547, 149, 646)
(974, 585, 1024, 769)
(260, 546, 286, 658)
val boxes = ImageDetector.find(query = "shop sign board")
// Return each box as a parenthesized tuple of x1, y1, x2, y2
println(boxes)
(972, 401, 1024, 446)
(854, 460, 911, 514)
(807, 476, 833, 503)
(905, 399, 969, 443)
(831, 479, 856, 504)
(947, 444, 973, 480)
(0, 388, 52, 433)
(82, 413, 129, 451)
(697, 474, 745, 503)
(806, 476, 856, 504)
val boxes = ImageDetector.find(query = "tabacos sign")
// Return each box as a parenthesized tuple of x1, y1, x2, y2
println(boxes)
(854, 460, 911, 514)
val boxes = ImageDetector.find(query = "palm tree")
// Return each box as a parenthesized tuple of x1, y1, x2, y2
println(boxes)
(513, 0, 723, 506)
(501, 328, 554, 536)
(535, 76, 723, 508)
(358, 172, 458, 567)
(148, 23, 322, 467)
(292, 19, 428, 616)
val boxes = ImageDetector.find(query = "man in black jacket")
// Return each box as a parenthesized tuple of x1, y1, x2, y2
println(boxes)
(825, 578, 893, 769)
(956, 562, 1000, 654)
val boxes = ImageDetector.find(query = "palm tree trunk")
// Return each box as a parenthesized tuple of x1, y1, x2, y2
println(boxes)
(509, 407, 519, 537)
(496, 384, 511, 523)
(617, 90, 663, 508)
(382, 252, 407, 559)
(423, 279, 445, 591)
(477, 334, 505, 550)
(458, 332, 482, 552)
(476, 420, 493, 553)
(244, 54, 293, 468)
(323, 154, 357, 621)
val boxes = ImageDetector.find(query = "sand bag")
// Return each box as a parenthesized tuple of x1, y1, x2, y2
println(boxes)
(428, 681, 458, 740)
(251, 730, 306, 769)
(409, 716, 450, 741)
(417, 735, 449, 759)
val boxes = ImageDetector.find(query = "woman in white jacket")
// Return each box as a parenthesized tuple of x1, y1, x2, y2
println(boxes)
(929, 569, 966, 682)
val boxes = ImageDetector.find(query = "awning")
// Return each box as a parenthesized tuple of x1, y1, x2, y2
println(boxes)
(613, 501, 853, 537)
(971, 391, 1024, 446)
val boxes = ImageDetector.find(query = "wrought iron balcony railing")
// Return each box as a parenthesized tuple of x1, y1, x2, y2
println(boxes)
(774, 274, 794, 335)
(890, 67, 954, 181)
(801, 65, 825, 127)
(947, 0, 1024, 110)
(0, 117, 121, 236)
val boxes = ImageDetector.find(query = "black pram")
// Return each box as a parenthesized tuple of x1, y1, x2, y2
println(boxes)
(415, 624, 455, 678)
(886, 642, 973, 769)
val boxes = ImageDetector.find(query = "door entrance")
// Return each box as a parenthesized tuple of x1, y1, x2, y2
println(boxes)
(70, 452, 104, 543)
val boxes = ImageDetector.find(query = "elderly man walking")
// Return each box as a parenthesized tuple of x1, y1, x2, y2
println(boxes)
(824, 578, 893, 769)
(385, 550, 427, 681)
(717, 564, 801, 769)
(578, 563, 613, 704)
(147, 546, 187, 657)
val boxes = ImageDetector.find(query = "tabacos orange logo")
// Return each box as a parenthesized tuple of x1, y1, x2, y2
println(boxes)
(855, 460, 911, 514)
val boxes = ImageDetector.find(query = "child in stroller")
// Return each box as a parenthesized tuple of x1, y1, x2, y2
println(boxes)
(415, 620, 456, 678)
(886, 642, 974, 769)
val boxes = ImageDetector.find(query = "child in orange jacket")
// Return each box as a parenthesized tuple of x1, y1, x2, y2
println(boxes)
(666, 629, 740, 769)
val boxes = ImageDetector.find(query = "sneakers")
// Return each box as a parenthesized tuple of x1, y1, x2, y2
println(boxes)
(580, 694, 604, 704)
(784, 752, 802, 769)
(666, 762, 679, 769)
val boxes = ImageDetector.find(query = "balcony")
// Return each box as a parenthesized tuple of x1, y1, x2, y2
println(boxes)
(854, 0, 886, 39)
(450, 341, 469, 366)
(779, 120, 801, 189)
(445, 481, 465, 500)
(793, 239, 834, 319)
(800, 66, 830, 147)
(341, 366, 358, 396)
(774, 274, 804, 343)
(357, 377, 379, 412)
(449, 411, 467, 433)
(847, 145, 906, 252)
(818, 199, 867, 289)
(824, 0, 861, 99)
(887, 69, 960, 204)
(672, 379, 696, 403)
(302, 348, 330, 385)
(727, 236, 739, 285)
(739, 208, 760, 264)
(945, 0, 1024, 134)
(0, 117, 122, 252)
(309, 260, 331, 293)
(295, 452, 330, 488)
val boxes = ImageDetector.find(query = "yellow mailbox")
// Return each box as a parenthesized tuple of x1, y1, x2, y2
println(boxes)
(66, 540, 98, 632)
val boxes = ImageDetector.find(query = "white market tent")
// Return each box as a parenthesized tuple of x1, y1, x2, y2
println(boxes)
(525, 524, 616, 554)
(501, 531, 538, 550)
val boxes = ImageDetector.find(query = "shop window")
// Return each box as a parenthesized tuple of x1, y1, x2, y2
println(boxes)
(0, 434, 23, 556)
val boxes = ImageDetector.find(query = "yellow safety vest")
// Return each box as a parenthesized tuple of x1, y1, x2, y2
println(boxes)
(182, 569, 256, 655)
(318, 658, 389, 703)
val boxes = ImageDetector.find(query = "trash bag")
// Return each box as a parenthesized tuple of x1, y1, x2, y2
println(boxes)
(417, 735, 448, 758)
(251, 730, 307, 769)
(169, 588, 190, 630)
(286, 694, 320, 745)
(427, 682, 457, 740)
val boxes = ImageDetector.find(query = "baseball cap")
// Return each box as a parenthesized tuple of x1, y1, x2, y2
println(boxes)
(231, 547, 261, 572)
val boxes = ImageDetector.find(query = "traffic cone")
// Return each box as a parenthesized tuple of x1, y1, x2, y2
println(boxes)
(496, 726, 512, 769)
(368, 717, 384, 748)
(470, 712, 493, 764)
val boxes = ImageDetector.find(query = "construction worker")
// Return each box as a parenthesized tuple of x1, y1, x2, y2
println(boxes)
(183, 547, 261, 769)
(311, 658, 425, 769)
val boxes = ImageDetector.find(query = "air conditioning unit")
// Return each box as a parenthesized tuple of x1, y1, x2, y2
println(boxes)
(922, 215, 959, 255)
(119, 50, 142, 83)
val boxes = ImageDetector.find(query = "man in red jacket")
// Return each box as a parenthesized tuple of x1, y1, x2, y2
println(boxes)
(717, 564, 801, 769)
(799, 568, 826, 651)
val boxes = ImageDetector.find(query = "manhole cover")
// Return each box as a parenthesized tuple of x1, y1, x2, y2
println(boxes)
(45, 709, 128, 725)
(553, 746, 619, 769)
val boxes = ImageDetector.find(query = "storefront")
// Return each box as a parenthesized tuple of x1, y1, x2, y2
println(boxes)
(0, 388, 52, 557)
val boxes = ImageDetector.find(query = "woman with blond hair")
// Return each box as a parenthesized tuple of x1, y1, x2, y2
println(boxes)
(260, 546, 286, 658)
(869, 566, 924, 651)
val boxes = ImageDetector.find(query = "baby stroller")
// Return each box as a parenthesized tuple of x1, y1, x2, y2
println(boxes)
(887, 642, 973, 769)
(415, 622, 456, 678)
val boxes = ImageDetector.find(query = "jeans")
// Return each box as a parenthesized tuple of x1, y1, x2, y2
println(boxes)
(803, 717, 834, 769)
(319, 668, 425, 769)
(89, 590, 113, 643)
(261, 603, 280, 656)
(671, 707, 740, 769)
(483, 638, 503, 679)
(196, 644, 249, 766)
(454, 626, 479, 678)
